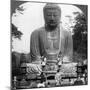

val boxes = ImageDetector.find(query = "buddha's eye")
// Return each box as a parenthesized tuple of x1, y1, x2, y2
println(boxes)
(53, 14, 58, 17)
(47, 14, 52, 16)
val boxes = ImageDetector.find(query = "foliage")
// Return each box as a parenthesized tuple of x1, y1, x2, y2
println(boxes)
(12, 24, 23, 40)
(73, 12, 87, 60)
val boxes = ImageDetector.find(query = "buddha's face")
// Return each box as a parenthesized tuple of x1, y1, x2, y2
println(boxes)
(44, 8, 61, 28)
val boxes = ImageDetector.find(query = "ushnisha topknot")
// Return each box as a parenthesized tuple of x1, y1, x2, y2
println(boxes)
(43, 3, 61, 13)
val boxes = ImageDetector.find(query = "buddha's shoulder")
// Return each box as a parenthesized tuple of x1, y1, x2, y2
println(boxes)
(31, 27, 45, 35)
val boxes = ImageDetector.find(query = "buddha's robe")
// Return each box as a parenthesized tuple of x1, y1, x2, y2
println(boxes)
(27, 26, 73, 74)
(30, 25, 73, 62)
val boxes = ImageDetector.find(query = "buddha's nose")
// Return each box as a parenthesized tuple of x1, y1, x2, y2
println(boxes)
(51, 15, 54, 20)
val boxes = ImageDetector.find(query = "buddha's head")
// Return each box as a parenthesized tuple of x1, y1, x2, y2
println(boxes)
(43, 3, 61, 29)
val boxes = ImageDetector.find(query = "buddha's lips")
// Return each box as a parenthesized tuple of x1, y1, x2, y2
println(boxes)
(48, 21, 57, 25)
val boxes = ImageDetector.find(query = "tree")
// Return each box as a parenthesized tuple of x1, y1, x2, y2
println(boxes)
(12, 24, 23, 40)
(73, 12, 87, 60)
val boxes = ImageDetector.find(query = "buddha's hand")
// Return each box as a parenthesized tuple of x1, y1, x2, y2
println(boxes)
(26, 62, 42, 75)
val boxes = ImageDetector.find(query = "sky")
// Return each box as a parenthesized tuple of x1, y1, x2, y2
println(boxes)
(12, 2, 83, 53)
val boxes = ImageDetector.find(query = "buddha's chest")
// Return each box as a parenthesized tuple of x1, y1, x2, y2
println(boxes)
(47, 31, 59, 44)
(45, 30, 60, 51)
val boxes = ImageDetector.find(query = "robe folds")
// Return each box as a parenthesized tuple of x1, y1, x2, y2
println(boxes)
(30, 25, 73, 63)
